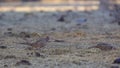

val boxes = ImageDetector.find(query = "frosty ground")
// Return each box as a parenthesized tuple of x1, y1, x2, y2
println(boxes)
(0, 10, 120, 68)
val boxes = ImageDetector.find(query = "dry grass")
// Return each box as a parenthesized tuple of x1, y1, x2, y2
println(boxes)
(49, 31, 86, 40)
(40, 48, 73, 55)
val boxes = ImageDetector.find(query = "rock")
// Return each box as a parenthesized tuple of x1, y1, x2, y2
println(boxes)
(113, 58, 120, 64)
(72, 61, 81, 65)
(35, 52, 45, 58)
(111, 66, 119, 68)
(0, 13, 4, 19)
(57, 15, 65, 22)
(51, 28, 56, 31)
(88, 43, 116, 51)
(27, 52, 33, 57)
(4, 55, 16, 59)
(25, 47, 33, 50)
(15, 60, 31, 66)
(0, 46, 7, 49)
(7, 28, 12, 31)
(66, 10, 73, 13)
(54, 39, 65, 42)
(118, 22, 120, 25)
(4, 65, 8, 67)
(4, 32, 15, 37)
(35, 52, 41, 57)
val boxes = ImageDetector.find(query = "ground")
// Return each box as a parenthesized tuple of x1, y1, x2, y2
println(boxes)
(0, 10, 120, 68)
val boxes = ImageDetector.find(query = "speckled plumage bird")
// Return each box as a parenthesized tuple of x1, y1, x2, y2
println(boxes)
(88, 43, 116, 51)
(21, 36, 49, 49)
(30, 36, 49, 49)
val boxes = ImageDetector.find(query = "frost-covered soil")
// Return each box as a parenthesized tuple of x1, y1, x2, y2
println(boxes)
(0, 10, 120, 68)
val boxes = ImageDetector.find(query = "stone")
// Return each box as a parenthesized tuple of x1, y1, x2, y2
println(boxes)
(57, 15, 65, 22)
(0, 46, 7, 49)
(113, 58, 120, 64)
(111, 66, 119, 68)
(4, 55, 16, 59)
(35, 52, 45, 58)
(7, 28, 12, 31)
(118, 22, 120, 25)
(51, 28, 56, 31)
(54, 39, 65, 42)
(4, 32, 15, 37)
(35, 52, 40, 57)
(4, 65, 8, 67)
(15, 60, 31, 66)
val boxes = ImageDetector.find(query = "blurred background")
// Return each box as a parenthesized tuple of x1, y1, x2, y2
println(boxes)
(0, 0, 119, 12)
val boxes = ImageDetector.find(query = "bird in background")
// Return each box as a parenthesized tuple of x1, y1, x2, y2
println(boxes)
(20, 36, 50, 49)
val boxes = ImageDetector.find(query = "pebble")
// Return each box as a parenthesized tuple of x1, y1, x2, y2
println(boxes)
(113, 58, 120, 64)
(27, 52, 33, 57)
(35, 52, 45, 58)
(4, 55, 16, 59)
(35, 52, 41, 57)
(7, 28, 12, 31)
(54, 39, 65, 42)
(15, 60, 32, 66)
(51, 28, 56, 31)
(111, 66, 119, 68)
(4, 32, 15, 37)
(0, 13, 4, 19)
(4, 65, 8, 67)
(57, 15, 65, 22)
(118, 22, 120, 25)
(0, 46, 7, 49)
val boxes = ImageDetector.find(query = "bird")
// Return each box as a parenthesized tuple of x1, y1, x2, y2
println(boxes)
(88, 43, 116, 51)
(20, 36, 50, 50)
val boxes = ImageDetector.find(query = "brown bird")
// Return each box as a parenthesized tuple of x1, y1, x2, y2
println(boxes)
(88, 43, 116, 51)
(21, 36, 50, 49)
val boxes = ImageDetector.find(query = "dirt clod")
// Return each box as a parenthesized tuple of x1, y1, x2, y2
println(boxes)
(7, 28, 12, 31)
(15, 60, 32, 66)
(0, 46, 7, 49)
(57, 15, 65, 22)
(4, 55, 16, 59)
(54, 39, 65, 42)
(113, 58, 120, 64)
(4, 65, 8, 67)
